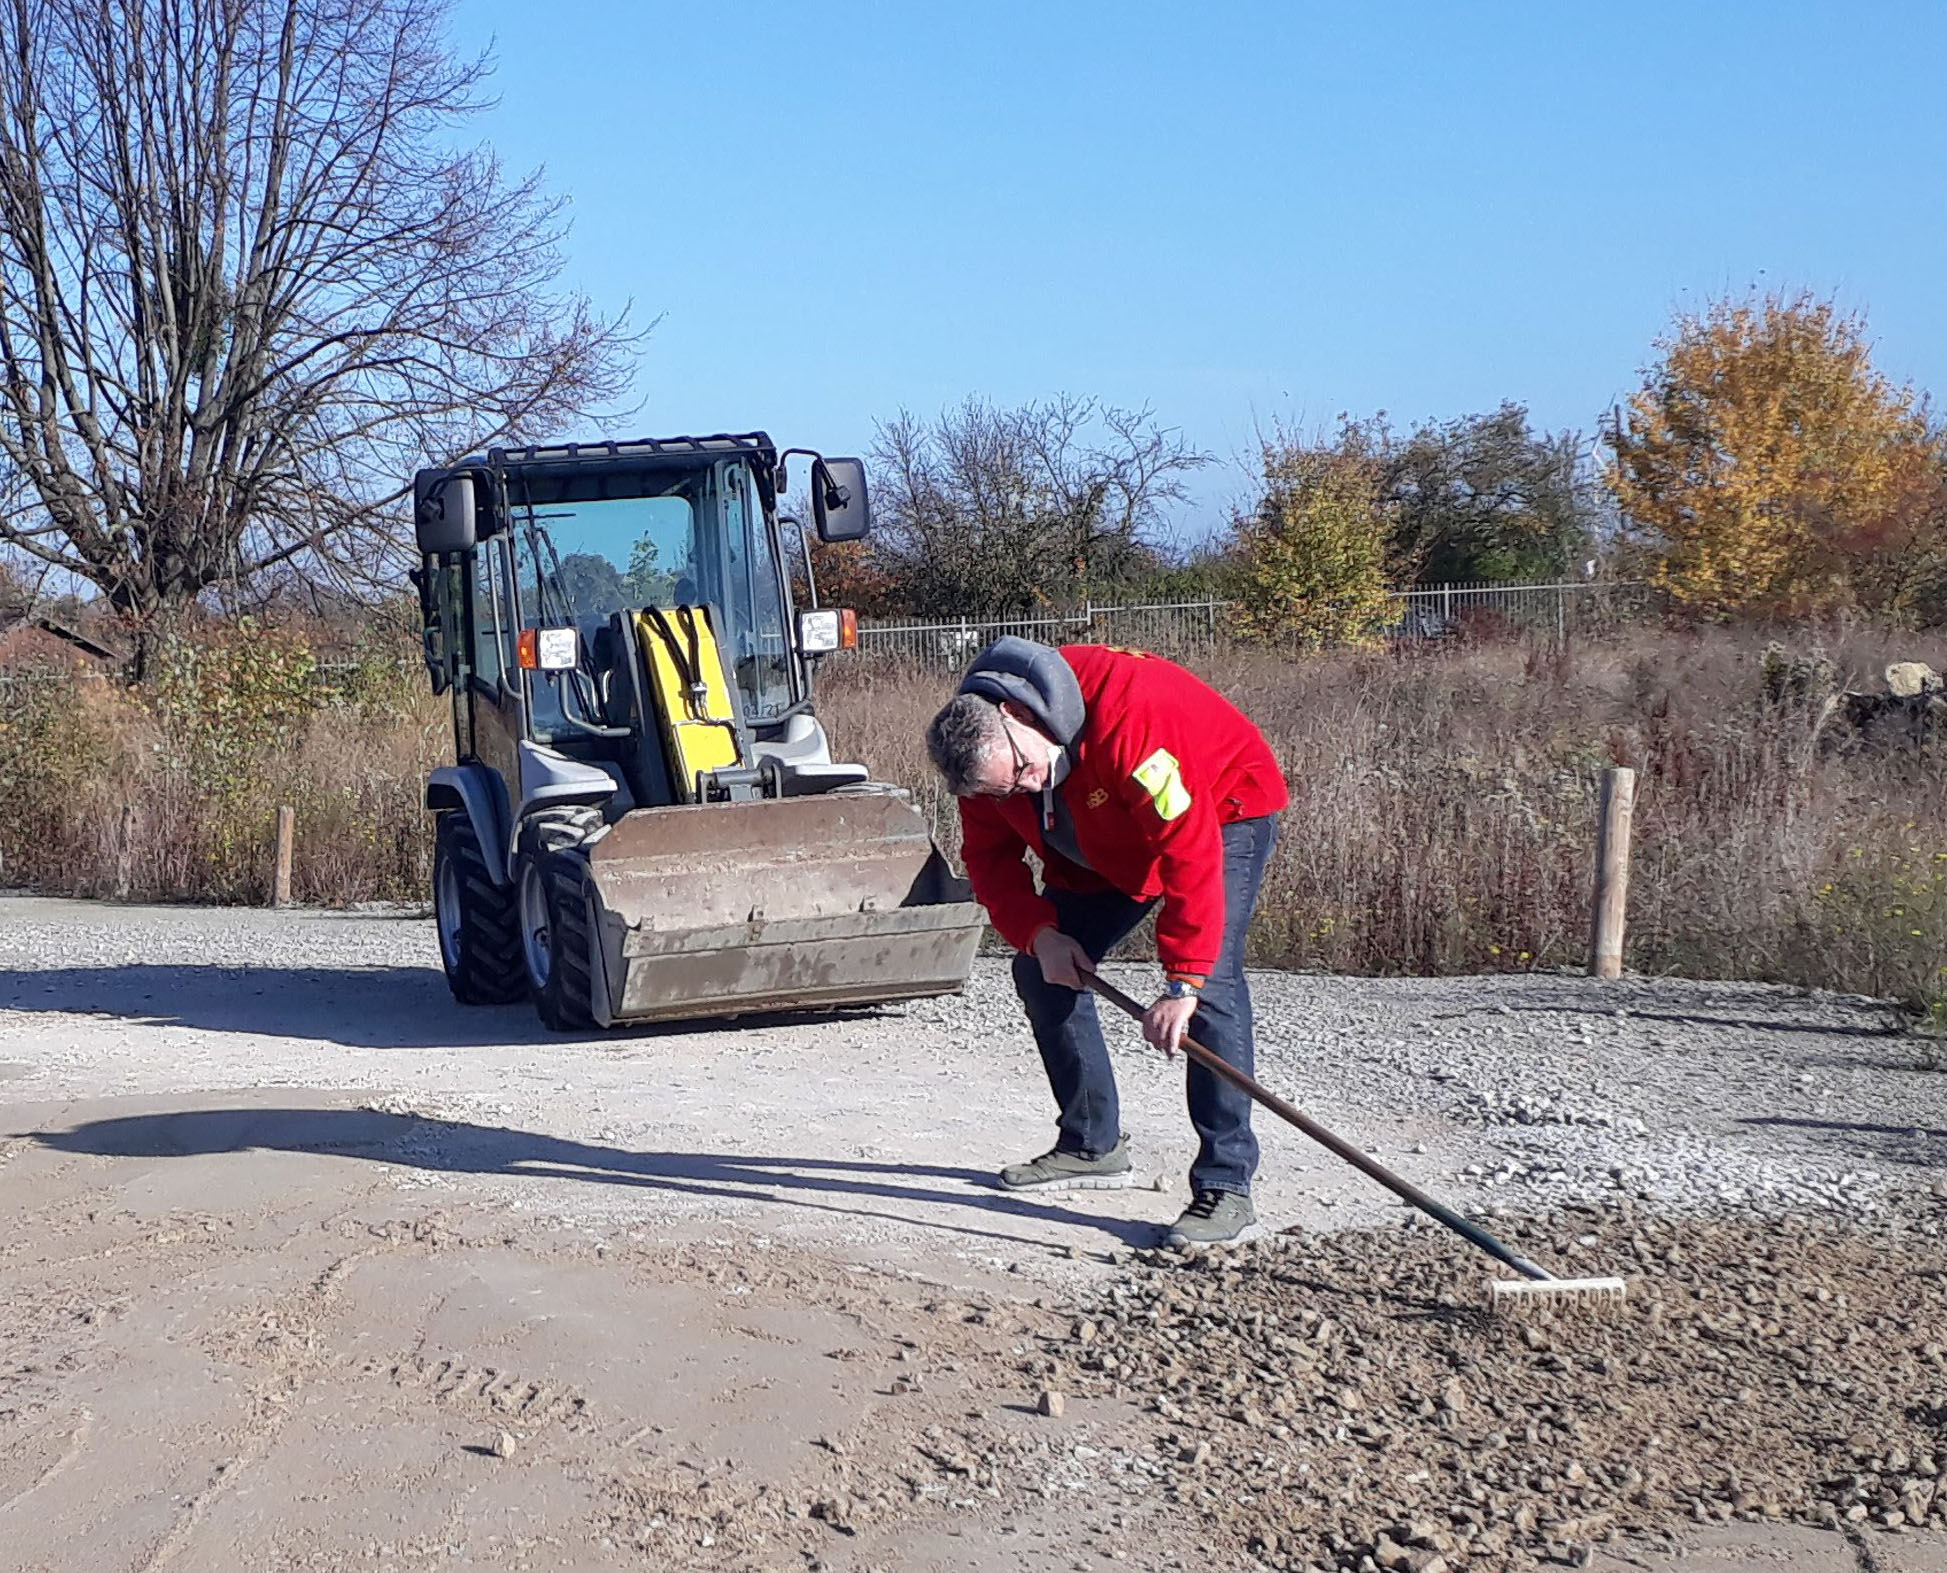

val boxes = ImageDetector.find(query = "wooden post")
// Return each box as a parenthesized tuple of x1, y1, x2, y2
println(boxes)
(1589, 767, 1636, 979)
(113, 802, 135, 900)
(272, 805, 295, 908)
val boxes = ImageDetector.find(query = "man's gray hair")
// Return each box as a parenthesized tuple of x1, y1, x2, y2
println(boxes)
(926, 693, 1007, 797)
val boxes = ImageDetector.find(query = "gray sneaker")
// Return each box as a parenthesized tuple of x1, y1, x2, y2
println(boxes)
(1166, 1189, 1260, 1247)
(999, 1138, 1133, 1191)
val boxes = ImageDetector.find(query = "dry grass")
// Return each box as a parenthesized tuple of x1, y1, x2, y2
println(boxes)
(0, 649, 447, 907)
(4, 624, 1942, 1020)
(818, 627, 1947, 1020)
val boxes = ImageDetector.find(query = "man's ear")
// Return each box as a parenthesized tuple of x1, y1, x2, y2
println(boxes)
(999, 700, 1054, 750)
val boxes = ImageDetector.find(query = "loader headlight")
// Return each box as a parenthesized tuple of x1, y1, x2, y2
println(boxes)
(798, 609, 845, 654)
(518, 626, 580, 671)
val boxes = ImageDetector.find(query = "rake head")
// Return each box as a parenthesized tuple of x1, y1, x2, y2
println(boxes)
(1488, 1275, 1627, 1312)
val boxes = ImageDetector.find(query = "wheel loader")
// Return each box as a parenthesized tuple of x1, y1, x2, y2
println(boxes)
(410, 432, 983, 1030)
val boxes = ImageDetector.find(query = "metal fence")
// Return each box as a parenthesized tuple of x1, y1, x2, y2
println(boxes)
(0, 582, 1654, 692)
(0, 667, 72, 698)
(1387, 579, 1653, 640)
(846, 581, 1650, 667)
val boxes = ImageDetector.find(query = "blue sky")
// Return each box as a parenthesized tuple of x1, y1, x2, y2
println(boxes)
(449, 0, 1947, 539)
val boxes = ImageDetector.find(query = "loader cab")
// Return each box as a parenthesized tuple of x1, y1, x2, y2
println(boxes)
(506, 453, 792, 748)
(413, 433, 867, 818)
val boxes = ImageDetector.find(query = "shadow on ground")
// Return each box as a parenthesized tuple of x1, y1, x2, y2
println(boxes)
(1413, 974, 1909, 1037)
(0, 966, 889, 1050)
(1493, 1002, 1912, 1041)
(1736, 1114, 1947, 1169)
(28, 1104, 1161, 1250)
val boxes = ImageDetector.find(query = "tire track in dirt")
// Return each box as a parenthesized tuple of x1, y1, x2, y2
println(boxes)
(0, 1406, 93, 1519)
(373, 1354, 590, 1430)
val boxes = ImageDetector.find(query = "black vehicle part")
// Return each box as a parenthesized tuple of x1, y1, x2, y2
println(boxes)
(433, 812, 524, 1004)
(518, 812, 603, 1032)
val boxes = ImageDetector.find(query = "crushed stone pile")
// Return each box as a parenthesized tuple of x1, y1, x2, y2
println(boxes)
(1029, 1202, 1947, 1571)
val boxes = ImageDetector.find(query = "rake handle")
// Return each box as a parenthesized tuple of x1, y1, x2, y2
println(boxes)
(1082, 970, 1552, 1282)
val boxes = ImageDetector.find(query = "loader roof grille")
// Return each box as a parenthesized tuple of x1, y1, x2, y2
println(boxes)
(484, 432, 777, 468)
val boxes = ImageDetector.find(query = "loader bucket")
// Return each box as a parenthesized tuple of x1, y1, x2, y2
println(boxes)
(584, 790, 985, 1024)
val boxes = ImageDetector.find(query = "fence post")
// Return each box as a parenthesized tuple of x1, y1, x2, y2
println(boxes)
(1589, 767, 1636, 979)
(272, 805, 295, 908)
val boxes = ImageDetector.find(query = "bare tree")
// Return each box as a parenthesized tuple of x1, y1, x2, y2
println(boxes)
(0, 0, 634, 666)
(869, 396, 1206, 617)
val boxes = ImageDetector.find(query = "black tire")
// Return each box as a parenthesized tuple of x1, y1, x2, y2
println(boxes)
(433, 812, 525, 1005)
(517, 815, 602, 1032)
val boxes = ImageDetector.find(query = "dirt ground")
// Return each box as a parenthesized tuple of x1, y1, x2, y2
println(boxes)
(1, 896, 1943, 1572)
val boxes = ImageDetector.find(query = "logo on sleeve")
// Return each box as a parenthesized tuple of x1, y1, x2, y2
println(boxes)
(1132, 748, 1191, 822)
(1085, 787, 1109, 809)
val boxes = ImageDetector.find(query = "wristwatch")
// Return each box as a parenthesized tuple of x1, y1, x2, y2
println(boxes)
(1163, 978, 1199, 1000)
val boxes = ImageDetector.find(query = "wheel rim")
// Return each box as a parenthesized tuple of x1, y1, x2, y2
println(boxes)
(435, 853, 463, 971)
(519, 860, 552, 988)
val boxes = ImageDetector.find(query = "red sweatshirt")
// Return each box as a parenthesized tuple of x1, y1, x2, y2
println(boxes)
(957, 645, 1288, 982)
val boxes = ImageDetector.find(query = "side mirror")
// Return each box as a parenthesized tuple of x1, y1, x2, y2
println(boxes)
(414, 472, 477, 555)
(811, 457, 871, 543)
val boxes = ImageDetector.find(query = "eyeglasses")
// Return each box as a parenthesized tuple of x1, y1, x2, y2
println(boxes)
(976, 717, 1032, 797)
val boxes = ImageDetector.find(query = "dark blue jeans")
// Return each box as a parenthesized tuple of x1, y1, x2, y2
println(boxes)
(1009, 815, 1279, 1197)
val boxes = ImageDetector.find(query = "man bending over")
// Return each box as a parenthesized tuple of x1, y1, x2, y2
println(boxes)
(925, 637, 1288, 1247)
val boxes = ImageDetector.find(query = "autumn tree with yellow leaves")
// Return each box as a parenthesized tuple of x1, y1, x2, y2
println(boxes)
(1230, 425, 1402, 648)
(1606, 294, 1945, 618)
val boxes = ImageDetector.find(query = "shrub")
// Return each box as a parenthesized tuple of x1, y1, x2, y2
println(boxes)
(1800, 842, 1947, 1027)
(1230, 431, 1400, 650)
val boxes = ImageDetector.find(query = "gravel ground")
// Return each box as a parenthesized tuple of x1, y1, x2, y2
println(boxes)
(1024, 1205, 1947, 1571)
(2, 895, 1946, 1571)
(1, 895, 1940, 1252)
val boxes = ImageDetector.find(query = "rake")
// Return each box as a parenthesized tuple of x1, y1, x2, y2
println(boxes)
(1083, 970, 1625, 1311)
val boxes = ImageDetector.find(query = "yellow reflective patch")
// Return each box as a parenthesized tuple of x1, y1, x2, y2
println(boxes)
(1132, 748, 1192, 822)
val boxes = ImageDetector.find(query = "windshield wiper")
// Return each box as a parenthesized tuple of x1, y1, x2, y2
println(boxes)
(515, 504, 609, 732)
(518, 507, 579, 626)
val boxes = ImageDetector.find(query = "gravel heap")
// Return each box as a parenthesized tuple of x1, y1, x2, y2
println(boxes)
(1030, 1202, 1947, 1570)
(1238, 972, 1942, 1226)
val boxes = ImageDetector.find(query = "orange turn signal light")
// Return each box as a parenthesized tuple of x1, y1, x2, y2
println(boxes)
(516, 628, 538, 670)
(839, 608, 858, 650)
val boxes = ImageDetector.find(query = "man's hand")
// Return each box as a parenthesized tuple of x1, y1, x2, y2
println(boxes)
(1143, 993, 1199, 1057)
(1030, 926, 1093, 991)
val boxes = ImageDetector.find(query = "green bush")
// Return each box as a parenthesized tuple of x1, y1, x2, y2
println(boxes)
(1230, 426, 1402, 650)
